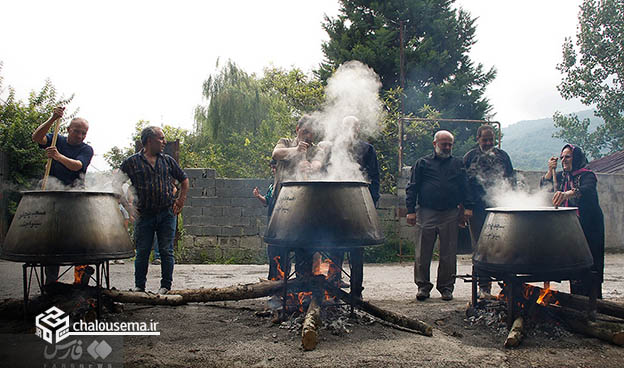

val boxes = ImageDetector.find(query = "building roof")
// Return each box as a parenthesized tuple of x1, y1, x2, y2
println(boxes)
(587, 150, 624, 173)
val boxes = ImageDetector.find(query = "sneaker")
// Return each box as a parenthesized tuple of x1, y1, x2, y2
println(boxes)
(416, 289, 430, 301)
(441, 290, 453, 301)
(152, 258, 161, 265)
(131, 286, 145, 292)
(158, 287, 170, 295)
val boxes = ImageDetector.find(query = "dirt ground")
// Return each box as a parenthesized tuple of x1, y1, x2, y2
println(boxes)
(1, 254, 624, 367)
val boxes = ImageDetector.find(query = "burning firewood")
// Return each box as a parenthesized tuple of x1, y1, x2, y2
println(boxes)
(301, 293, 322, 351)
(524, 284, 624, 320)
(504, 316, 524, 348)
(324, 282, 433, 337)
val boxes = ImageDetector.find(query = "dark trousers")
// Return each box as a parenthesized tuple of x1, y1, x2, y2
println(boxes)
(267, 245, 290, 280)
(414, 221, 458, 294)
(327, 249, 364, 298)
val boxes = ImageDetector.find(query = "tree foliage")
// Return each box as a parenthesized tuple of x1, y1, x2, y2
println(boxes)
(192, 61, 324, 178)
(552, 111, 604, 159)
(318, 0, 496, 121)
(0, 76, 74, 186)
(556, 0, 624, 153)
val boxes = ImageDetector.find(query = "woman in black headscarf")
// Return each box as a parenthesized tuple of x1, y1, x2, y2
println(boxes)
(540, 144, 605, 298)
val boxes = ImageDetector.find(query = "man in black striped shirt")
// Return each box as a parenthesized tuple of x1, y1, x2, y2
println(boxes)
(120, 126, 189, 294)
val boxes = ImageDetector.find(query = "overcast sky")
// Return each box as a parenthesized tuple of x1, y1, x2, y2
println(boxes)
(1, 0, 587, 171)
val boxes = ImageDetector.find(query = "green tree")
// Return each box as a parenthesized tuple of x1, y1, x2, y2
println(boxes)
(556, 0, 624, 154)
(552, 111, 603, 159)
(318, 0, 496, 121)
(193, 61, 325, 178)
(104, 120, 206, 170)
(0, 69, 74, 215)
(0, 79, 74, 186)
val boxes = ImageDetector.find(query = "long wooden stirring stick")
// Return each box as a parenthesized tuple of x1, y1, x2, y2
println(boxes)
(41, 117, 62, 190)
(553, 157, 559, 208)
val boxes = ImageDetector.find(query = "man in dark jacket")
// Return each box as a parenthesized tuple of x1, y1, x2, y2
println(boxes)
(463, 125, 514, 298)
(406, 130, 474, 301)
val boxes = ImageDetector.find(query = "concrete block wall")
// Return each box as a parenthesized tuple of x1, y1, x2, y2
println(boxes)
(179, 167, 624, 264)
(180, 169, 271, 264)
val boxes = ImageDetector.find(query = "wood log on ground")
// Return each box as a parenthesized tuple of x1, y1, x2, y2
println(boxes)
(524, 284, 624, 320)
(504, 316, 524, 348)
(541, 304, 624, 346)
(170, 279, 302, 303)
(325, 282, 433, 337)
(103, 290, 185, 306)
(301, 294, 322, 351)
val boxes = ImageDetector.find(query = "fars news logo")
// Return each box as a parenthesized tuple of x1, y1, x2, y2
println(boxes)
(35, 306, 70, 344)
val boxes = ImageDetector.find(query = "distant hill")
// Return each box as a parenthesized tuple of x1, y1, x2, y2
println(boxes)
(501, 109, 603, 171)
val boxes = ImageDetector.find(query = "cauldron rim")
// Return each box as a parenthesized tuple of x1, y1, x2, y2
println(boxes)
(485, 206, 578, 212)
(21, 190, 120, 197)
(281, 180, 369, 186)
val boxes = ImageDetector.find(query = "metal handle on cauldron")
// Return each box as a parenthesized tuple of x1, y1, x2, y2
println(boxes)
(41, 116, 62, 190)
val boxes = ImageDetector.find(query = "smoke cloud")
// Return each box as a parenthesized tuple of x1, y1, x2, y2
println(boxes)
(290, 60, 384, 182)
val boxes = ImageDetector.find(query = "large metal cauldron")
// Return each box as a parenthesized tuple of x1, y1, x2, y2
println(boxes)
(1, 191, 134, 264)
(473, 207, 594, 274)
(263, 181, 384, 249)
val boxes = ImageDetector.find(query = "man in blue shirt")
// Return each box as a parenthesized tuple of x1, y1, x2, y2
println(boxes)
(32, 106, 94, 284)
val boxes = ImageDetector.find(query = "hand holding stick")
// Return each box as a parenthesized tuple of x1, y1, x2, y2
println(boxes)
(41, 109, 63, 190)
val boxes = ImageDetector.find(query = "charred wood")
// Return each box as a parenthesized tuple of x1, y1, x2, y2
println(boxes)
(325, 282, 433, 337)
(541, 304, 624, 346)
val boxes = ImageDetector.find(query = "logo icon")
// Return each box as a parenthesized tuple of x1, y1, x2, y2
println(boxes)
(36, 306, 70, 344)
(87, 340, 113, 359)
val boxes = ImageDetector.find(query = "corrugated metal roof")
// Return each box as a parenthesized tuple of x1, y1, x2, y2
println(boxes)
(587, 150, 624, 173)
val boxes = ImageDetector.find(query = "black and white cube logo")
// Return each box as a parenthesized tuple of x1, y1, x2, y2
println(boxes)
(35, 306, 70, 344)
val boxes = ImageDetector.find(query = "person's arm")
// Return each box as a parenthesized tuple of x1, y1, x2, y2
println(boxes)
(406, 162, 421, 226)
(459, 165, 474, 220)
(32, 107, 64, 145)
(173, 178, 189, 215)
(45, 147, 85, 171)
(367, 145, 380, 205)
(253, 187, 267, 206)
(272, 139, 309, 161)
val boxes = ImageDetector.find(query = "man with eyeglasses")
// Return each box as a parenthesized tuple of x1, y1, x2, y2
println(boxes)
(463, 125, 515, 299)
(406, 130, 474, 302)
(118, 126, 189, 294)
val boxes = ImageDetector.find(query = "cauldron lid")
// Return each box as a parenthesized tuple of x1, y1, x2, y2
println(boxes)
(485, 206, 578, 212)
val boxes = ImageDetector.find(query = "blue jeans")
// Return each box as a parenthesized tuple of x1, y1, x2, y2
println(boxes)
(134, 208, 176, 289)
(153, 216, 178, 259)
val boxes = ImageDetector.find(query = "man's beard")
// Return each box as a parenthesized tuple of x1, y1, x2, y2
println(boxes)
(435, 146, 451, 158)
(480, 145, 494, 153)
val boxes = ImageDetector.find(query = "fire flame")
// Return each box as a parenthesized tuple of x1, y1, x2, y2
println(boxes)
(536, 284, 559, 306)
